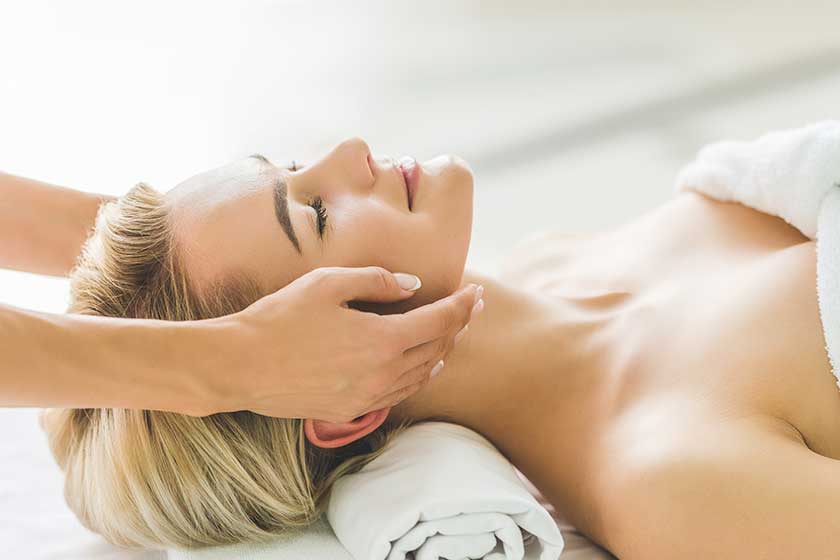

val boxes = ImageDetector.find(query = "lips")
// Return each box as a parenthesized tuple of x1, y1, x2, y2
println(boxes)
(398, 156, 419, 210)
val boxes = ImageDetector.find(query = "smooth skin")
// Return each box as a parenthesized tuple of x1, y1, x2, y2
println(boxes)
(0, 170, 480, 421)
(159, 137, 480, 435)
(33, 134, 840, 556)
(202, 148, 833, 559)
(385, 192, 840, 559)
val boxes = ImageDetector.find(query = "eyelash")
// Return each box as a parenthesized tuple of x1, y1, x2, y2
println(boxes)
(308, 196, 328, 237)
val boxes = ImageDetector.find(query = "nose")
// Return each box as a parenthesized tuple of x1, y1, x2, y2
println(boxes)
(332, 136, 375, 190)
(338, 136, 372, 157)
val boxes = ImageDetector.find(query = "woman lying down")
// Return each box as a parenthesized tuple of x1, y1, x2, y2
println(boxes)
(42, 123, 840, 559)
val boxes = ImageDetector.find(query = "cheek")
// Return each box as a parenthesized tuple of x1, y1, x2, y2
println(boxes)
(381, 216, 468, 310)
(339, 212, 420, 268)
(320, 208, 404, 268)
(327, 206, 468, 312)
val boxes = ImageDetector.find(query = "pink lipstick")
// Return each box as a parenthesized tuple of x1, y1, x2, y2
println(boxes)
(399, 156, 419, 211)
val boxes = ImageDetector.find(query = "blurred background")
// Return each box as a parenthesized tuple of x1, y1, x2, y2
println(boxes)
(2, 0, 840, 557)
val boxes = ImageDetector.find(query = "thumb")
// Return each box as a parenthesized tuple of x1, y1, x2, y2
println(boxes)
(320, 266, 422, 305)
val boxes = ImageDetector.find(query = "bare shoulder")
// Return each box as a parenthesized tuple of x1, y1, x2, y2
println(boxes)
(594, 410, 840, 559)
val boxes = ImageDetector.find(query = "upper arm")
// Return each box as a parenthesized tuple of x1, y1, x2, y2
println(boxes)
(601, 415, 840, 559)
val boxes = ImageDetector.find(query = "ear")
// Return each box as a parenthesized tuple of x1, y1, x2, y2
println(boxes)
(304, 408, 391, 449)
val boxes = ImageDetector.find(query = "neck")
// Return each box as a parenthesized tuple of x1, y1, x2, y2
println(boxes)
(392, 268, 619, 453)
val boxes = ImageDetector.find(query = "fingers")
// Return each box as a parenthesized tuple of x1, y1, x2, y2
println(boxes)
(364, 286, 485, 414)
(401, 335, 447, 373)
(306, 266, 422, 305)
(362, 377, 430, 414)
(356, 358, 437, 417)
(388, 283, 482, 351)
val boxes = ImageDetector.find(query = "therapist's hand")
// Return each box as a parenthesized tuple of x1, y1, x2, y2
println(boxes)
(212, 266, 483, 422)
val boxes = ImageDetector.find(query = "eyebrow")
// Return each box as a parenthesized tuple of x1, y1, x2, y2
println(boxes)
(248, 153, 273, 165)
(249, 154, 303, 255)
(272, 175, 303, 255)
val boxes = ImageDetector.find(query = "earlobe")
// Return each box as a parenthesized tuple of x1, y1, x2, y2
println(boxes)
(304, 408, 391, 449)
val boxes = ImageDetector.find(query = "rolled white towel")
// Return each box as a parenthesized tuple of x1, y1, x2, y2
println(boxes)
(326, 421, 565, 560)
(673, 120, 840, 238)
(672, 120, 840, 387)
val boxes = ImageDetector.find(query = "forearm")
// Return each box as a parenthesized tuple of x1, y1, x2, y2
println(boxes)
(0, 303, 224, 415)
(0, 171, 114, 276)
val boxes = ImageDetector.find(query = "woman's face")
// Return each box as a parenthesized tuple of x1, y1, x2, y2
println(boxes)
(167, 137, 474, 310)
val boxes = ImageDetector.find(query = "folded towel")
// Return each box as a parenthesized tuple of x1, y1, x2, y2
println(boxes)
(327, 421, 565, 560)
(673, 120, 840, 386)
(673, 120, 840, 238)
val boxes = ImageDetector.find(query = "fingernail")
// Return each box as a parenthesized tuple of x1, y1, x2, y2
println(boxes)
(394, 273, 422, 291)
(471, 298, 484, 316)
(474, 284, 484, 304)
(454, 323, 469, 343)
(431, 359, 445, 377)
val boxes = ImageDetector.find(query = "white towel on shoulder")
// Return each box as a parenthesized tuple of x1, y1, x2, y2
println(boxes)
(673, 120, 840, 386)
(327, 421, 565, 560)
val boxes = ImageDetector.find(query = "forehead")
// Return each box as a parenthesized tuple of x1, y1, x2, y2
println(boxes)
(166, 158, 305, 294)
(168, 159, 265, 213)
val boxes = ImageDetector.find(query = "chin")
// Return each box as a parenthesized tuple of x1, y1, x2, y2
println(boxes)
(437, 227, 472, 299)
(449, 155, 473, 292)
(424, 154, 473, 189)
(449, 154, 474, 178)
(436, 154, 474, 191)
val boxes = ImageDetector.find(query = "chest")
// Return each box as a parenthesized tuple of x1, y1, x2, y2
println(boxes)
(499, 192, 806, 297)
(499, 192, 840, 458)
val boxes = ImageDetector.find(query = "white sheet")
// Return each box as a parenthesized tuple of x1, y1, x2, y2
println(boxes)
(0, 408, 613, 559)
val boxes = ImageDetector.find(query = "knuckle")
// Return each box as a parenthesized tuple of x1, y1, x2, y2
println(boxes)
(436, 337, 448, 355)
(416, 367, 432, 386)
(395, 387, 414, 404)
(460, 293, 474, 321)
(437, 304, 456, 332)
(307, 267, 337, 288)
(389, 331, 407, 355)
(370, 266, 393, 293)
(426, 340, 444, 362)
(409, 364, 428, 386)
(448, 300, 464, 329)
(408, 380, 426, 396)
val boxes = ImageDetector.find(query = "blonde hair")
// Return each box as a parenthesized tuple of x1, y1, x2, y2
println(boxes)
(42, 182, 408, 549)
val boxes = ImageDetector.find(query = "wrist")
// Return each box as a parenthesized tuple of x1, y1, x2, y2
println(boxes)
(112, 317, 225, 417)
(185, 313, 260, 416)
(113, 317, 234, 417)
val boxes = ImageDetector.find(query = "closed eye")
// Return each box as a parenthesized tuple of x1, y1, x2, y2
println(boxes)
(308, 196, 328, 237)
